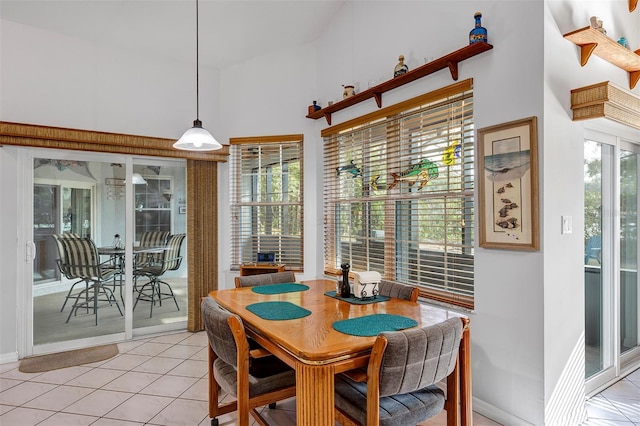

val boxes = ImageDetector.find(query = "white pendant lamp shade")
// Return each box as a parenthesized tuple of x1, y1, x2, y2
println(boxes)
(132, 173, 147, 185)
(174, 119, 222, 151)
(173, 0, 222, 152)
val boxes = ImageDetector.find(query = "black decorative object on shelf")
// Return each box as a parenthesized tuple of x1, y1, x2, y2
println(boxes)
(469, 12, 488, 44)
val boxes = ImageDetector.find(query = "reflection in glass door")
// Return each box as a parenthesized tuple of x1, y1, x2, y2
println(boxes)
(132, 161, 187, 332)
(619, 146, 638, 359)
(32, 158, 126, 346)
(584, 134, 640, 393)
(584, 140, 613, 380)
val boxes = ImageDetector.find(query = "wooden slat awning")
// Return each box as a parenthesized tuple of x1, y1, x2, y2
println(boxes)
(0, 121, 230, 162)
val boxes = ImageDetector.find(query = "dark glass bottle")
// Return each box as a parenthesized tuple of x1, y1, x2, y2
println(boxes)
(340, 262, 351, 298)
(469, 12, 487, 44)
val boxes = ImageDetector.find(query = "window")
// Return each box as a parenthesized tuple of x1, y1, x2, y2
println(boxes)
(134, 176, 172, 242)
(323, 80, 474, 309)
(230, 135, 304, 270)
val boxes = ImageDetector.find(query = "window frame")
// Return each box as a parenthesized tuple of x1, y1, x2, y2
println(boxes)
(322, 80, 474, 309)
(230, 134, 304, 271)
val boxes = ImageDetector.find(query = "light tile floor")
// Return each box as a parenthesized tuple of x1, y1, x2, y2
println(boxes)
(0, 331, 637, 426)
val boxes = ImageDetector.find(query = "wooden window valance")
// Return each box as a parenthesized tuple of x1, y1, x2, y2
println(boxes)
(0, 121, 230, 162)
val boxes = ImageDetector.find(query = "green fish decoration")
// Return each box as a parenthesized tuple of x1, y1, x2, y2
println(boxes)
(387, 159, 439, 190)
(336, 160, 362, 178)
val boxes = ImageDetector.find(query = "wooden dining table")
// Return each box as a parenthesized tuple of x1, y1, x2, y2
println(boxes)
(209, 279, 472, 426)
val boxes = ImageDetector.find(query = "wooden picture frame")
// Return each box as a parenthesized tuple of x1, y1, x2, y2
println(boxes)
(477, 116, 539, 250)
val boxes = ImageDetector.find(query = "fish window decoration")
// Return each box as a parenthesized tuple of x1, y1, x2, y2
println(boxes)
(336, 141, 463, 192)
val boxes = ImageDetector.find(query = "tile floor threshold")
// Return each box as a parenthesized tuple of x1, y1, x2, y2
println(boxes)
(0, 331, 638, 425)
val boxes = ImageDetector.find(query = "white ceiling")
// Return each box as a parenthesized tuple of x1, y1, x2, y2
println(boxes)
(1, 0, 347, 68)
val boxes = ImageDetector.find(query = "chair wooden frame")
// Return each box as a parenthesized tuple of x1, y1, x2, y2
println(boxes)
(233, 271, 296, 289)
(335, 317, 466, 426)
(207, 314, 296, 426)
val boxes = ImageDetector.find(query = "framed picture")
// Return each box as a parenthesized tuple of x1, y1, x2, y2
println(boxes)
(178, 206, 187, 214)
(477, 116, 539, 250)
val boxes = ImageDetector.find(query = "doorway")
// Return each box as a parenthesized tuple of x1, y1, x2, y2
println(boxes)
(27, 150, 188, 355)
(584, 130, 640, 394)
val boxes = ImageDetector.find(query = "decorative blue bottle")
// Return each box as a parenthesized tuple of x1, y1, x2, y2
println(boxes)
(469, 12, 487, 44)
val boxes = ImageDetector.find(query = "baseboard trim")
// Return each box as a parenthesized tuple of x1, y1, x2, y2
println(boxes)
(0, 351, 19, 365)
(473, 397, 535, 426)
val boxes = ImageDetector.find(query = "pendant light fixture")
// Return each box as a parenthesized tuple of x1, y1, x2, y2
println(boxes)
(173, 0, 222, 151)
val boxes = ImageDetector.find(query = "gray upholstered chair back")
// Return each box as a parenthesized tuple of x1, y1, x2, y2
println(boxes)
(378, 279, 419, 302)
(201, 297, 239, 367)
(377, 317, 463, 397)
(235, 271, 296, 288)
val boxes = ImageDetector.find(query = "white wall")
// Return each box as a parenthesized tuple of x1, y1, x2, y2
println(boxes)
(0, 146, 21, 363)
(0, 19, 220, 140)
(2, 0, 640, 424)
(543, 2, 639, 424)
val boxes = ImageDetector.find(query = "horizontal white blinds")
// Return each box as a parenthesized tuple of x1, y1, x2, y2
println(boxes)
(230, 135, 303, 270)
(323, 81, 474, 308)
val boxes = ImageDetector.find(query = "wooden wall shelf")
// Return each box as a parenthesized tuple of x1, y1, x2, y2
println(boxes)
(563, 26, 640, 89)
(306, 41, 493, 125)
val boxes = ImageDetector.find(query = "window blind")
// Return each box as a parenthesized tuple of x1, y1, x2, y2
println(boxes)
(230, 135, 304, 271)
(323, 80, 474, 309)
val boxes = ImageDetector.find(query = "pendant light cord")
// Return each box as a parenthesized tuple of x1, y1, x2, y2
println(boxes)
(195, 0, 200, 121)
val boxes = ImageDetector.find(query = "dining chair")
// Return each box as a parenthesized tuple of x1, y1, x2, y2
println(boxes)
(133, 233, 185, 317)
(378, 279, 419, 302)
(234, 271, 296, 288)
(61, 237, 122, 325)
(201, 297, 296, 426)
(334, 317, 464, 426)
(136, 230, 171, 267)
(52, 233, 86, 312)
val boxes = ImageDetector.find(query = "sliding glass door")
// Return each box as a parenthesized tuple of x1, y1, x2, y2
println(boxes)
(584, 131, 640, 394)
(28, 149, 187, 354)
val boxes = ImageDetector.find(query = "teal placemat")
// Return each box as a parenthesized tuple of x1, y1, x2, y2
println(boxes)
(324, 291, 390, 305)
(246, 301, 311, 320)
(251, 283, 309, 295)
(333, 314, 418, 336)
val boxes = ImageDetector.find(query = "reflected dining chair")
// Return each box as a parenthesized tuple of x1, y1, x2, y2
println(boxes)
(378, 279, 419, 302)
(133, 233, 185, 317)
(334, 317, 464, 426)
(52, 233, 84, 312)
(61, 237, 122, 325)
(201, 297, 296, 426)
(234, 271, 296, 288)
(136, 230, 171, 267)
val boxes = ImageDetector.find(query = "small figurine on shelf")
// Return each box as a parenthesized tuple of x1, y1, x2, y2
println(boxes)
(393, 55, 409, 77)
(589, 16, 606, 35)
(308, 100, 321, 114)
(343, 85, 356, 98)
(617, 37, 629, 49)
(469, 12, 488, 44)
